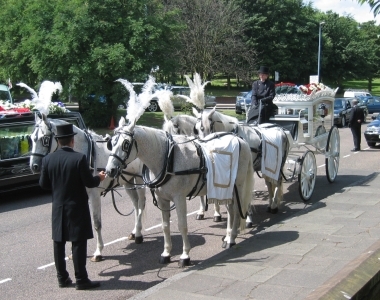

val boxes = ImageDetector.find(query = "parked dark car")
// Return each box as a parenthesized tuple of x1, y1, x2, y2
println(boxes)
(235, 91, 250, 114)
(333, 98, 352, 127)
(347, 97, 368, 122)
(358, 95, 380, 114)
(235, 90, 252, 114)
(364, 114, 380, 147)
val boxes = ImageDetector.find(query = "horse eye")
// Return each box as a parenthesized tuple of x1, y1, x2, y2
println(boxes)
(107, 140, 112, 151)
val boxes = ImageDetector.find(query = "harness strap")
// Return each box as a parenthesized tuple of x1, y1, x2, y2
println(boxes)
(186, 141, 207, 200)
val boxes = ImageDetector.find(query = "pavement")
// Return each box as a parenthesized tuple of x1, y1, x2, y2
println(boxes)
(132, 172, 380, 300)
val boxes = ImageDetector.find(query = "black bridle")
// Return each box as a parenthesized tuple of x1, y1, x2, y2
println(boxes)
(30, 121, 57, 157)
(107, 130, 138, 169)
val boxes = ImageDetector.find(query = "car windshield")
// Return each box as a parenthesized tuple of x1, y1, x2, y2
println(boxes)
(334, 100, 344, 109)
(0, 90, 11, 101)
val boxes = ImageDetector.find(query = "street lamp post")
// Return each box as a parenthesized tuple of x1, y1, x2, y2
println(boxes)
(317, 21, 325, 83)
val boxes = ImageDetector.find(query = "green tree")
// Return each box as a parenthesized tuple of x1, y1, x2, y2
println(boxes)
(357, 0, 380, 16)
(235, 0, 319, 84)
(0, 0, 182, 126)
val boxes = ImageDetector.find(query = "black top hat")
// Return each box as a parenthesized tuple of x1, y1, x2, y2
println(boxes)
(55, 124, 77, 138)
(258, 66, 270, 74)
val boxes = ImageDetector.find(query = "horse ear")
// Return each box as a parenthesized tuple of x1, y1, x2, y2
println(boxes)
(192, 107, 200, 118)
(209, 109, 215, 119)
(42, 113, 48, 124)
(119, 117, 126, 127)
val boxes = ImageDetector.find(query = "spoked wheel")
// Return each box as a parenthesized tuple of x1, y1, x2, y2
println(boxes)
(298, 150, 317, 202)
(325, 126, 340, 183)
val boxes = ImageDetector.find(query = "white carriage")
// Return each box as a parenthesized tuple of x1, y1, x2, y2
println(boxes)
(268, 87, 340, 201)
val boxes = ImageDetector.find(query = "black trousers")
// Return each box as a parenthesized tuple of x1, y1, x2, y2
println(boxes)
(54, 240, 88, 283)
(350, 125, 361, 150)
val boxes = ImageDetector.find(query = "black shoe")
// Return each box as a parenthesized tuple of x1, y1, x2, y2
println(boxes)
(58, 277, 73, 288)
(75, 280, 100, 290)
(351, 148, 360, 152)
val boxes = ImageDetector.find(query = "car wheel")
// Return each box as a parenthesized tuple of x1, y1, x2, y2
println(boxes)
(235, 109, 242, 114)
(117, 104, 126, 110)
(367, 141, 376, 147)
(146, 101, 160, 112)
(341, 116, 346, 127)
(363, 112, 368, 123)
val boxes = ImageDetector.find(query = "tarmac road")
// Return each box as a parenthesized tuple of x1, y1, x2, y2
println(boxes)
(0, 124, 379, 299)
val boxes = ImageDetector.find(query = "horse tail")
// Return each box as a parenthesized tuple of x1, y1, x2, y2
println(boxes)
(239, 142, 255, 233)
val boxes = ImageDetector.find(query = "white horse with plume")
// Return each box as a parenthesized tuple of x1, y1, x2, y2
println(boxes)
(154, 88, 222, 222)
(106, 77, 254, 267)
(178, 73, 289, 215)
(22, 81, 148, 262)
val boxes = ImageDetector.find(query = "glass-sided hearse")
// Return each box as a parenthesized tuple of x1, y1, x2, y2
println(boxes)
(0, 110, 86, 193)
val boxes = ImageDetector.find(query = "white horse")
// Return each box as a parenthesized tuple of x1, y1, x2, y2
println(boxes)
(30, 113, 147, 261)
(161, 113, 222, 222)
(193, 107, 290, 215)
(105, 117, 254, 267)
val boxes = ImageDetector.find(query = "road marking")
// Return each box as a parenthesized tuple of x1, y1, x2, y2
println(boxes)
(38, 257, 69, 270)
(104, 237, 128, 246)
(343, 155, 350, 158)
(0, 278, 12, 284)
(318, 164, 325, 168)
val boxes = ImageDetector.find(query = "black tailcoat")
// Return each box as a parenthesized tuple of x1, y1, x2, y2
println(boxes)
(39, 147, 101, 242)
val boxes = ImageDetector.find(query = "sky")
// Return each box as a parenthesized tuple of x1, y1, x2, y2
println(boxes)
(304, 0, 379, 23)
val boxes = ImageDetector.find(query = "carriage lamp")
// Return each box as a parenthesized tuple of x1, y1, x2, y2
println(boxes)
(318, 103, 327, 118)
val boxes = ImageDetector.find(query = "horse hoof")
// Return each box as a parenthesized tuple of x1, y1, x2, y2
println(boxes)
(135, 236, 143, 244)
(271, 207, 278, 214)
(266, 206, 271, 213)
(226, 243, 236, 249)
(196, 214, 204, 220)
(128, 233, 135, 240)
(222, 241, 227, 248)
(178, 258, 190, 268)
(213, 216, 222, 222)
(246, 222, 253, 228)
(68, 254, 73, 260)
(159, 255, 171, 264)
(90, 255, 103, 262)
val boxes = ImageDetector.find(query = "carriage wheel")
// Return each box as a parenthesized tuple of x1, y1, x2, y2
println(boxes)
(298, 150, 316, 202)
(325, 126, 340, 183)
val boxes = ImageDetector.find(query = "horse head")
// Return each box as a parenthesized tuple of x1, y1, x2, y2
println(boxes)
(30, 113, 58, 173)
(106, 117, 137, 178)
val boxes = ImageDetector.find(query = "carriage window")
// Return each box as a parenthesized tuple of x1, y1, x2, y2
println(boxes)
(0, 124, 34, 160)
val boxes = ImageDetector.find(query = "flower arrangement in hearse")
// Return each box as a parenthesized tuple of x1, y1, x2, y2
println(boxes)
(0, 81, 68, 117)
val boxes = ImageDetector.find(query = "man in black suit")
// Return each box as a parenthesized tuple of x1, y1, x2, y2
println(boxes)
(247, 66, 277, 125)
(39, 124, 106, 290)
(349, 98, 365, 151)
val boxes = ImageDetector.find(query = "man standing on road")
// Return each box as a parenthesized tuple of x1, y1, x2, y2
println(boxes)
(349, 98, 365, 151)
(39, 124, 106, 290)
(247, 66, 277, 125)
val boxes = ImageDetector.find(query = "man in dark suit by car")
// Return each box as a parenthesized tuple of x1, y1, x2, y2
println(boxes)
(39, 124, 106, 290)
(349, 98, 365, 151)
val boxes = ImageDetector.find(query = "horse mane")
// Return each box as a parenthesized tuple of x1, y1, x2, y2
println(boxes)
(212, 110, 238, 131)
(138, 126, 166, 150)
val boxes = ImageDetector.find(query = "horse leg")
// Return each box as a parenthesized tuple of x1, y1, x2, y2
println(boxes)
(222, 202, 234, 248)
(174, 197, 191, 267)
(125, 187, 145, 244)
(88, 190, 104, 262)
(245, 204, 254, 228)
(159, 197, 172, 265)
(271, 180, 283, 214)
(213, 202, 222, 222)
(196, 196, 206, 220)
(266, 180, 274, 213)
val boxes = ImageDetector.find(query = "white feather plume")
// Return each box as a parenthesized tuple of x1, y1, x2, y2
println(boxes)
(116, 76, 156, 123)
(16, 83, 38, 99)
(17, 81, 62, 115)
(154, 89, 174, 119)
(184, 73, 209, 110)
